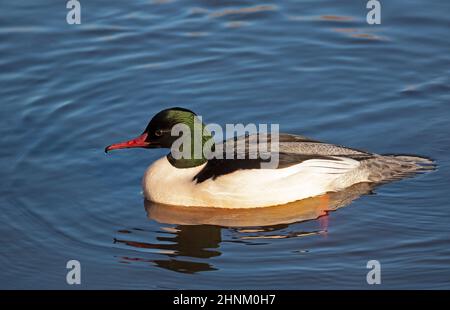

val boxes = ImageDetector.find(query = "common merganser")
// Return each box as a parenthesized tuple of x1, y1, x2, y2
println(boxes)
(105, 107, 434, 208)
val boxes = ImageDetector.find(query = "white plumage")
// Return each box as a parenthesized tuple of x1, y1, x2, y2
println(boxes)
(143, 155, 371, 208)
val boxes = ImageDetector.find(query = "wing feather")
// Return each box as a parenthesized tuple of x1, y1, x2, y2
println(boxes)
(194, 133, 370, 183)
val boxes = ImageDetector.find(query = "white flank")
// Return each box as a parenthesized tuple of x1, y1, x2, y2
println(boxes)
(143, 156, 370, 208)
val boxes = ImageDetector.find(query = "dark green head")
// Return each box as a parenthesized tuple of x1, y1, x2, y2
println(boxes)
(105, 107, 212, 168)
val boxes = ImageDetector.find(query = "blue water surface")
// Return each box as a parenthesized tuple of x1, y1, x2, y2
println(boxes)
(1, 0, 449, 289)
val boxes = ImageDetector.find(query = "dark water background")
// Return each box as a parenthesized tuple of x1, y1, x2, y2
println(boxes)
(1, 0, 449, 289)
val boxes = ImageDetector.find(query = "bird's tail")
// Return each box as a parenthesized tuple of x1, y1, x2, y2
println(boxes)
(364, 154, 436, 183)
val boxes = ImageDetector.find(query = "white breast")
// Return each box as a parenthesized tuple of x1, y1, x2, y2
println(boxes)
(143, 156, 369, 208)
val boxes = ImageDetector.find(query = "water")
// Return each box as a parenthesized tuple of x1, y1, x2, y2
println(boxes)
(1, 0, 449, 289)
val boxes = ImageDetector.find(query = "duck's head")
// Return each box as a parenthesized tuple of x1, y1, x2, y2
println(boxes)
(105, 107, 209, 154)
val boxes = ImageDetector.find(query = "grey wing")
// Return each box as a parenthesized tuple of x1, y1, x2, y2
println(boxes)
(278, 134, 372, 157)
(218, 133, 375, 168)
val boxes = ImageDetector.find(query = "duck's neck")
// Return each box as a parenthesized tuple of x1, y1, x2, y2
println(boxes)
(167, 154, 208, 168)
(166, 121, 214, 169)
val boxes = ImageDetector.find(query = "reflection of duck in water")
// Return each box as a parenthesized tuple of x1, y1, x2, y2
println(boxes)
(115, 224, 222, 273)
(105, 107, 434, 208)
(116, 184, 374, 274)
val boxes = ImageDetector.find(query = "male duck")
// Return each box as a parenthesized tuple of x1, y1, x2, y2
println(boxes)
(105, 107, 434, 208)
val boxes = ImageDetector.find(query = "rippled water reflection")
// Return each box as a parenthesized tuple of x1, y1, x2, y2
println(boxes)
(112, 184, 372, 274)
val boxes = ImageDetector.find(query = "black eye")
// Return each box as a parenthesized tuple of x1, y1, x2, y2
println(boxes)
(155, 129, 163, 137)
